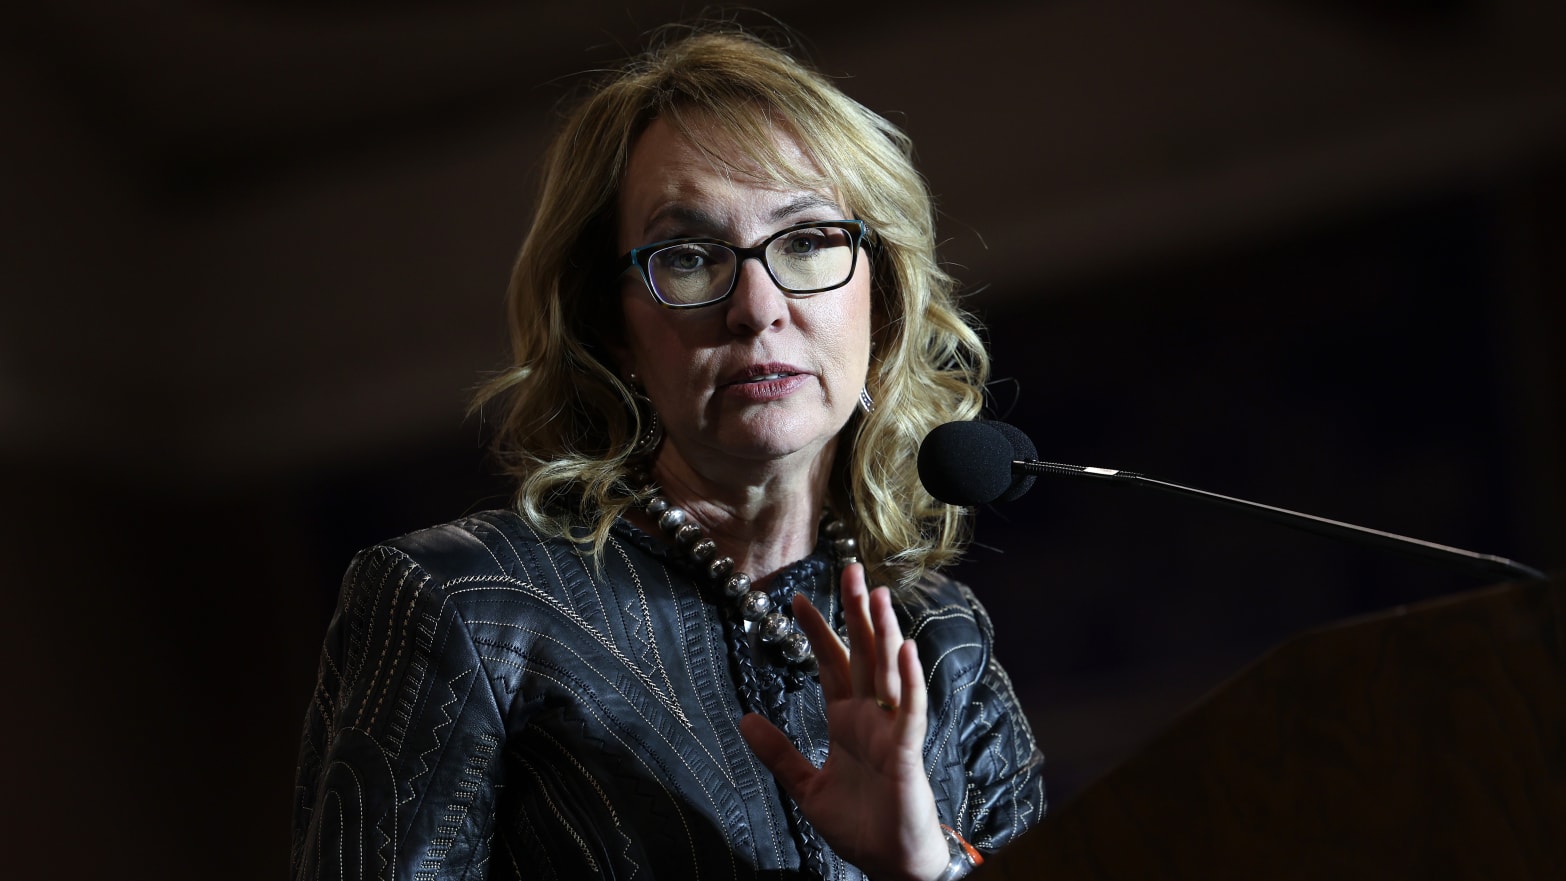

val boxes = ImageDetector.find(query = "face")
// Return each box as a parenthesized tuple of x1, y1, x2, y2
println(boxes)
(611, 116, 873, 477)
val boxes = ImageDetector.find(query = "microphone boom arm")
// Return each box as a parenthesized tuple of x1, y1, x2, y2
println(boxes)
(1012, 460, 1547, 582)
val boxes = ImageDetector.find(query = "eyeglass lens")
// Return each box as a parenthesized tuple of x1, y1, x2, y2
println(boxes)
(648, 224, 857, 306)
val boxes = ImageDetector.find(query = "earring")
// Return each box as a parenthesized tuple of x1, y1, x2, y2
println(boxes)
(858, 386, 875, 415)
(627, 372, 664, 456)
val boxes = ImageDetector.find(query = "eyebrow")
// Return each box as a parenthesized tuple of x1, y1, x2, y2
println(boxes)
(768, 194, 842, 223)
(644, 204, 724, 238)
(642, 193, 844, 241)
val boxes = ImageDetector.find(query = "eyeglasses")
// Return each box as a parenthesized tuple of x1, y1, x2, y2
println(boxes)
(617, 219, 868, 309)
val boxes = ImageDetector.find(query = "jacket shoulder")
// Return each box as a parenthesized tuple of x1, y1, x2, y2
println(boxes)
(895, 570, 992, 635)
(894, 571, 1000, 684)
(356, 509, 570, 597)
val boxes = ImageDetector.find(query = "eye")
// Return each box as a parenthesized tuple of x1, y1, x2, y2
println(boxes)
(656, 244, 718, 273)
(780, 229, 826, 254)
(773, 225, 851, 261)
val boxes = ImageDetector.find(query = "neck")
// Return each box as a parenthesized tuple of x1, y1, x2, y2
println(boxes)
(641, 439, 837, 585)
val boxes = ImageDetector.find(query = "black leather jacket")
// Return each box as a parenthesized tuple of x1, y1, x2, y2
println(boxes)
(293, 511, 1044, 879)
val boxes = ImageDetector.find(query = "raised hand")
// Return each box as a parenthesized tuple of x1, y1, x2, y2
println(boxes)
(739, 563, 950, 881)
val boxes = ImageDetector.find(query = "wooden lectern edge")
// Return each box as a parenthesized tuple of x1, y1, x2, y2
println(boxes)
(976, 572, 1565, 880)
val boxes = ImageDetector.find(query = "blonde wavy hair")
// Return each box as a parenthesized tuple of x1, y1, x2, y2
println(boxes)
(475, 27, 990, 586)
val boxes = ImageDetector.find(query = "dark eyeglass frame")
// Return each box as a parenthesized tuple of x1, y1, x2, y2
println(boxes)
(616, 219, 868, 309)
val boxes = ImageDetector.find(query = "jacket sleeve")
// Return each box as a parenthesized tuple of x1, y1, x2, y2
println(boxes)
(920, 582, 1046, 857)
(293, 544, 507, 881)
(950, 585, 1048, 856)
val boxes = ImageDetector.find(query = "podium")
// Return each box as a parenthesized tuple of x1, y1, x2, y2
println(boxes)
(980, 575, 1566, 880)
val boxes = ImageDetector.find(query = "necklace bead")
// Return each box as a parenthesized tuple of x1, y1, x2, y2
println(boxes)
(635, 482, 856, 674)
(722, 573, 751, 598)
(779, 631, 812, 664)
(758, 612, 790, 643)
(738, 590, 772, 620)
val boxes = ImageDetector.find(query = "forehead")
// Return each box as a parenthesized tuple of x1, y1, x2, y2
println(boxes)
(617, 116, 839, 242)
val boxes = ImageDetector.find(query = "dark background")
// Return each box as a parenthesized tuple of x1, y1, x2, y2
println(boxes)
(4, 1, 1563, 876)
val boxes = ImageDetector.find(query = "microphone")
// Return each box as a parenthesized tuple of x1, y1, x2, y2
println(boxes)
(915, 420, 1042, 504)
(985, 420, 1039, 502)
(915, 420, 1014, 505)
(916, 420, 1547, 583)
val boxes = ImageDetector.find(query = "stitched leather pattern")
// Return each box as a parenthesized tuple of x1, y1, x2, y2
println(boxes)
(293, 511, 1045, 879)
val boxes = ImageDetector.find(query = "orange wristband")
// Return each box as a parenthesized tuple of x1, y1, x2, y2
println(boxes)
(940, 824, 984, 872)
(942, 825, 984, 866)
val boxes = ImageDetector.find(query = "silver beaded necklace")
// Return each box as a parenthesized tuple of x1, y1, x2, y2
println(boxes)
(635, 482, 860, 675)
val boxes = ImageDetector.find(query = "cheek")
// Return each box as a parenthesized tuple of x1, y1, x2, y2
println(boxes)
(844, 283, 875, 367)
(813, 290, 874, 395)
(618, 301, 676, 372)
(620, 313, 709, 413)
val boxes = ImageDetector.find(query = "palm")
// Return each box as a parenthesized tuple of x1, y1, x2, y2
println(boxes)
(739, 565, 949, 881)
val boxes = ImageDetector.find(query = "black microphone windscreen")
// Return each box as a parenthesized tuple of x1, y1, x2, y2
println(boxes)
(987, 420, 1038, 502)
(917, 421, 1015, 505)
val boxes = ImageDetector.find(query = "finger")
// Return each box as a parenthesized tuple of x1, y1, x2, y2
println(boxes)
(791, 593, 850, 703)
(869, 586, 904, 711)
(739, 712, 819, 798)
(895, 638, 929, 742)
(840, 564, 876, 697)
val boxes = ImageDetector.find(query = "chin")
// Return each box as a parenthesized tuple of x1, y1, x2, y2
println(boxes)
(714, 411, 847, 463)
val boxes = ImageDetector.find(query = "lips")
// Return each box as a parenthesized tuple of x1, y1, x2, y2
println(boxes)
(719, 362, 811, 402)
(722, 363, 807, 387)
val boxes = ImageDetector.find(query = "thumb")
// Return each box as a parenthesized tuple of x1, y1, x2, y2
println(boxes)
(738, 712, 819, 796)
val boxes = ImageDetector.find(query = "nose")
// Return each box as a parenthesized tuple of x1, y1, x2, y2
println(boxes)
(724, 255, 788, 335)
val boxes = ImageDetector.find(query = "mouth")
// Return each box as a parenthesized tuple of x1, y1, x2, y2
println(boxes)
(724, 363, 807, 386)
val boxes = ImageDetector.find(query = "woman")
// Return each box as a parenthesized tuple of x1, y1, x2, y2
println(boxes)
(293, 27, 1044, 881)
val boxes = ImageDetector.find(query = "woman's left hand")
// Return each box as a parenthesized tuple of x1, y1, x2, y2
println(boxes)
(740, 563, 951, 881)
